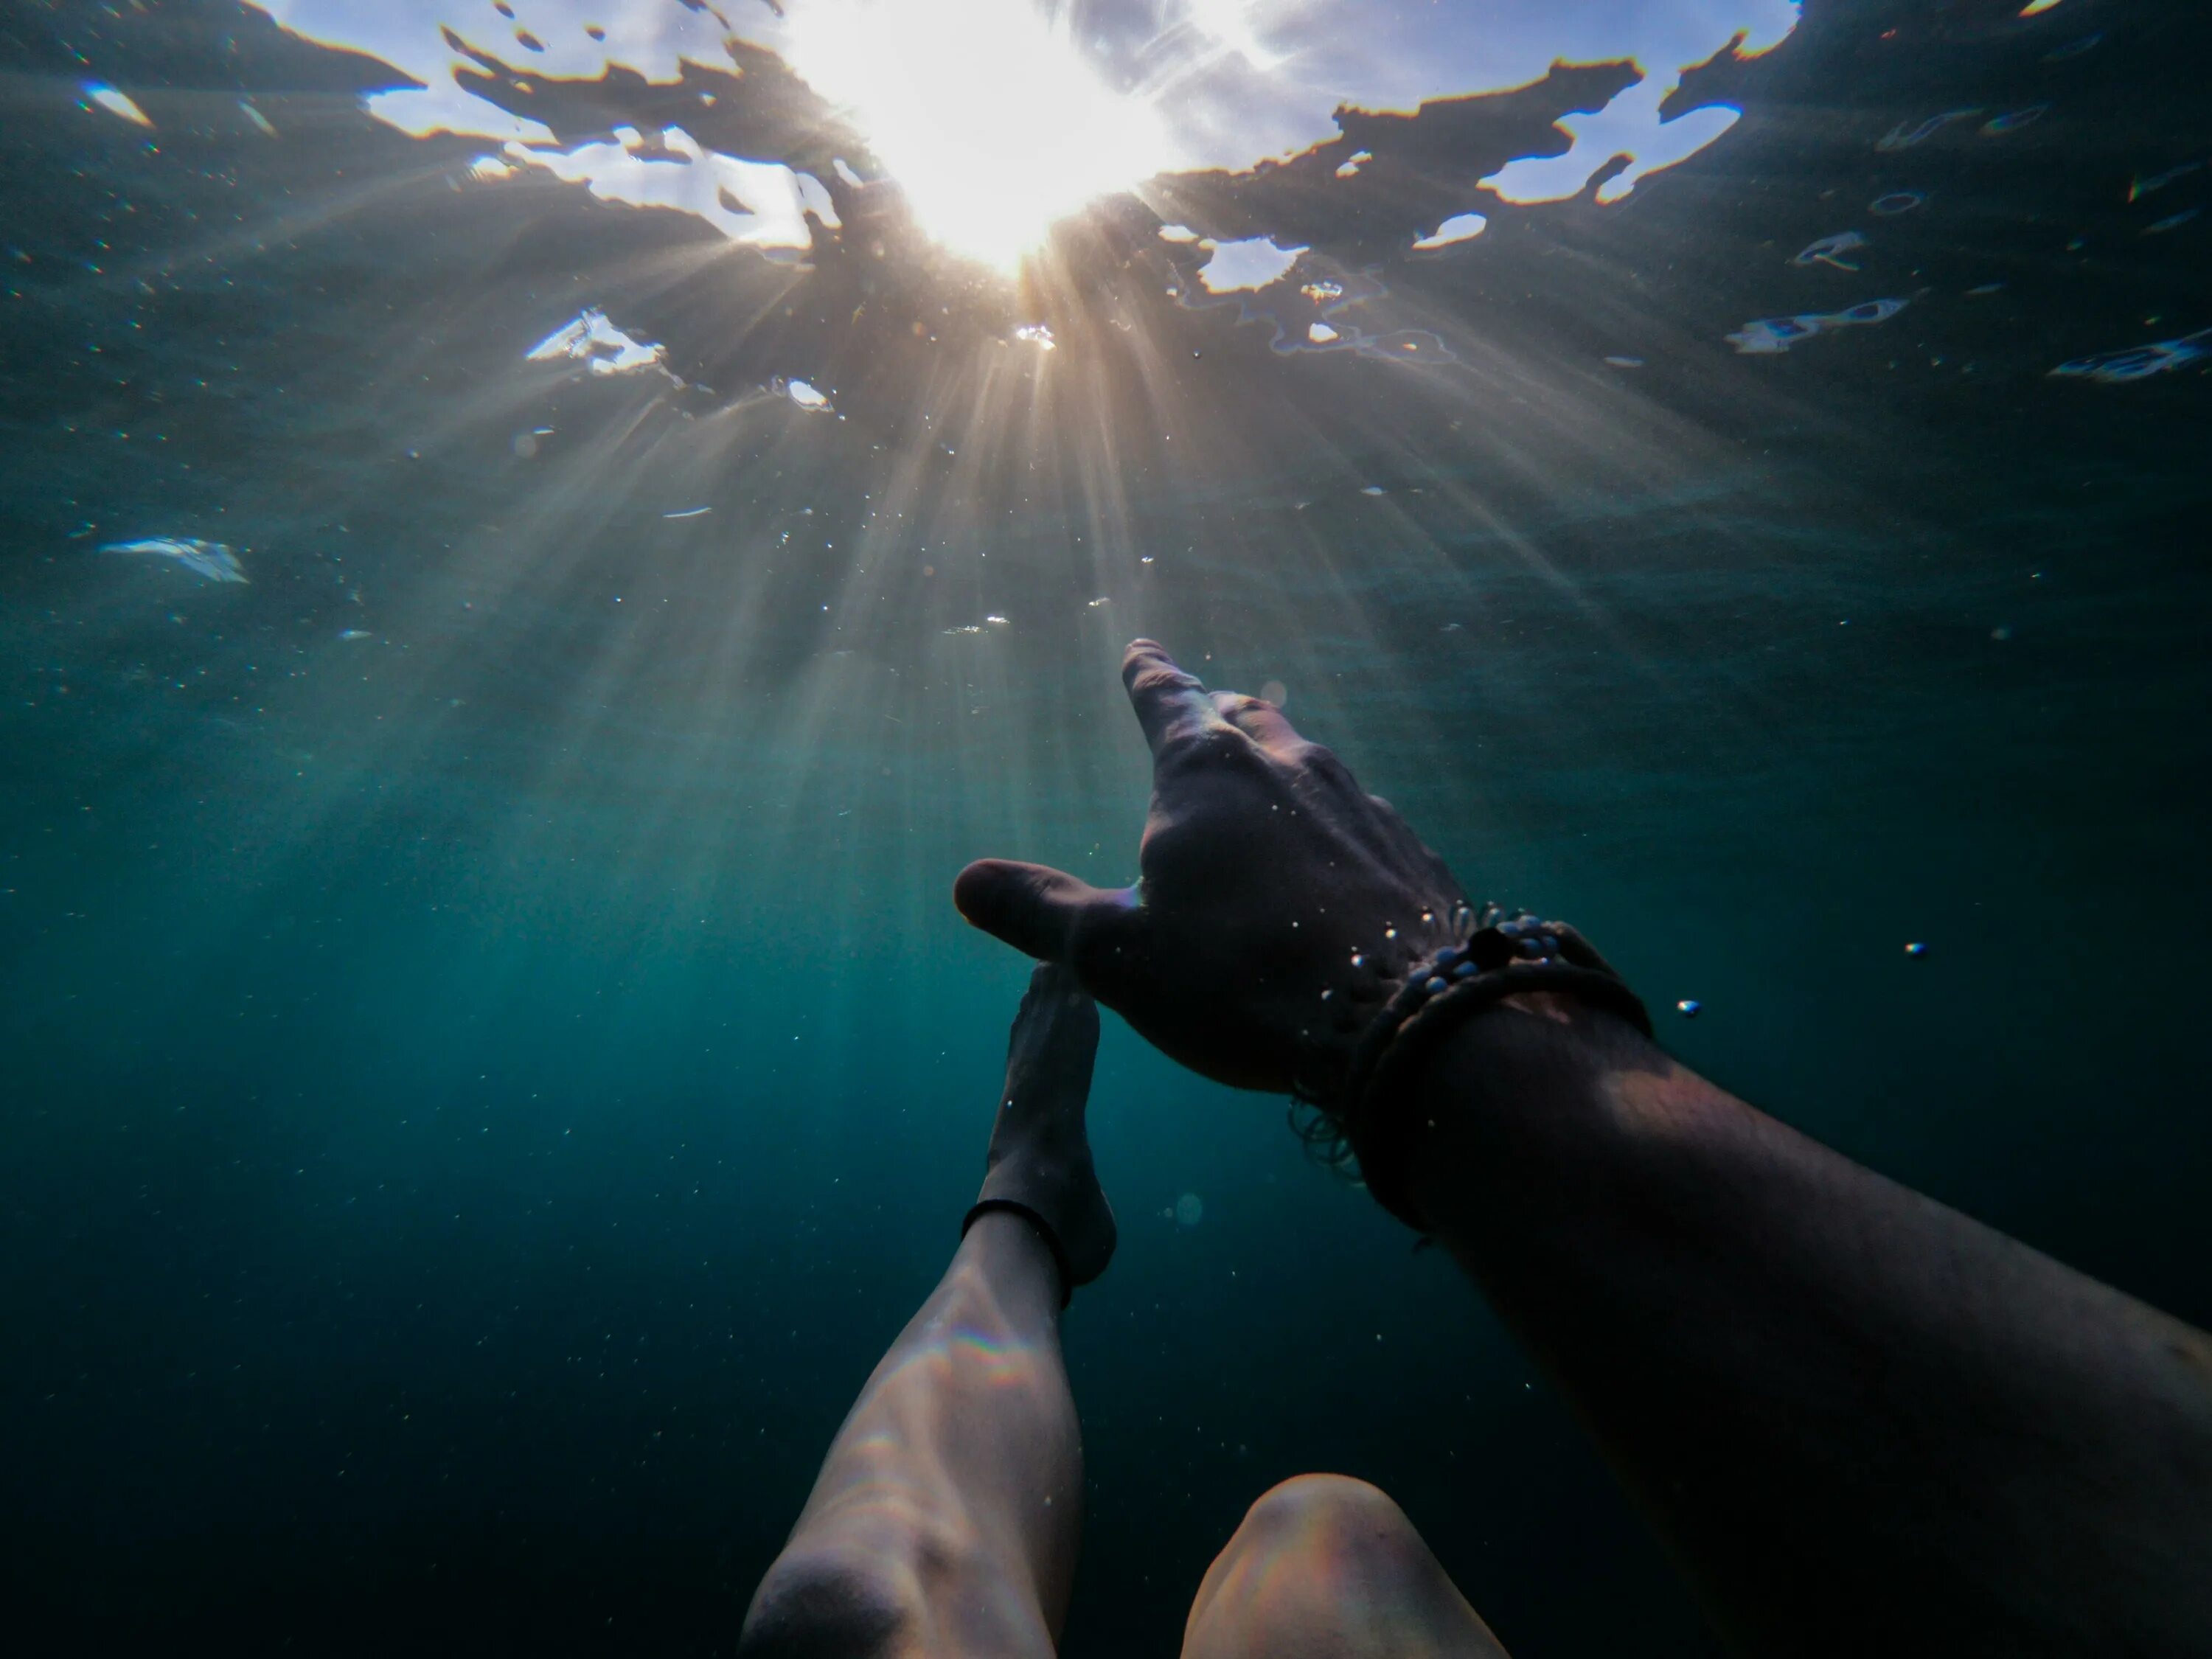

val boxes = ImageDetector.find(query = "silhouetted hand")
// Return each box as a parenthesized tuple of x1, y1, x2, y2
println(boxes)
(955, 640, 1467, 1099)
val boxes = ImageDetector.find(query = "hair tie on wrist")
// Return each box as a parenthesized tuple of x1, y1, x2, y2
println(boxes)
(1295, 906, 1652, 1231)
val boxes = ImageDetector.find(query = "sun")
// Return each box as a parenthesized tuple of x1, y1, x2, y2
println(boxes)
(782, 0, 1173, 274)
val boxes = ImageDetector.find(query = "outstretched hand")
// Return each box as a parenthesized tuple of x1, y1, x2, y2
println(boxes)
(955, 640, 1468, 1099)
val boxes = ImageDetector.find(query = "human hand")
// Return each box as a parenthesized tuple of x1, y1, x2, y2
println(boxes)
(955, 640, 1469, 1099)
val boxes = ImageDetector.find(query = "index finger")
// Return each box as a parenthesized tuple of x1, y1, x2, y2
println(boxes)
(1121, 639, 1228, 757)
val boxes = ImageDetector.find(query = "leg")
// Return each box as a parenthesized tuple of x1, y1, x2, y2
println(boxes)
(1181, 1475, 1512, 1659)
(740, 965, 1115, 1659)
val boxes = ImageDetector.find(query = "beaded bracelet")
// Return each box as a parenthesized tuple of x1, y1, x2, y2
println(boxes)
(1326, 907, 1652, 1231)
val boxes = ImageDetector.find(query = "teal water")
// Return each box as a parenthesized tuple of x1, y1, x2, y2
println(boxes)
(4, 0, 2210, 1652)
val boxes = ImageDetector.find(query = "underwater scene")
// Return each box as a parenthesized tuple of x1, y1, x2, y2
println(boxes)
(3, 0, 2209, 1652)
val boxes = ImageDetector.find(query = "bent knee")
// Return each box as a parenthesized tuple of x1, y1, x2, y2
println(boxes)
(1186, 1475, 1507, 1659)
(1231, 1472, 1422, 1562)
(740, 1548, 914, 1659)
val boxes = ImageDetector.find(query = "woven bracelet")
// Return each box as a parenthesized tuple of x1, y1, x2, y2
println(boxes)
(1330, 911, 1652, 1231)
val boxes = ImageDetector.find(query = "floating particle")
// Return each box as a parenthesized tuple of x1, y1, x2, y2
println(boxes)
(97, 537, 247, 584)
(1014, 322, 1055, 349)
(83, 82, 153, 128)
(1966, 282, 2006, 295)
(238, 101, 277, 137)
(662, 507, 712, 519)
(943, 624, 983, 635)
(1360, 484, 1388, 495)
(1877, 109, 1981, 152)
(338, 629, 372, 641)
(1412, 212, 1486, 251)
(787, 378, 833, 414)
(1726, 298, 1908, 355)
(1174, 1192, 1204, 1227)
(2042, 30, 2102, 60)
(2018, 0, 2066, 15)
(512, 431, 540, 458)
(1869, 190, 1927, 217)
(2050, 327, 2212, 383)
(2129, 161, 2202, 201)
(985, 614, 1009, 627)
(2144, 207, 2201, 234)
(1676, 998, 1703, 1018)
(1792, 231, 1866, 270)
(1982, 103, 2050, 134)
(1603, 355, 1645, 368)
(1087, 597, 1111, 608)
(1905, 941, 1928, 957)
(1990, 625, 2014, 641)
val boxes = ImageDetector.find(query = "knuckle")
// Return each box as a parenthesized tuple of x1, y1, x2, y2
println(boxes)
(1130, 664, 1200, 702)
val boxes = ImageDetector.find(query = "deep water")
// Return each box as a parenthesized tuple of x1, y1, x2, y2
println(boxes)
(4, 1, 2211, 1655)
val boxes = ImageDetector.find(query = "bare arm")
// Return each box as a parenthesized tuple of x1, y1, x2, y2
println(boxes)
(1410, 996, 2212, 1654)
(954, 639, 2212, 1655)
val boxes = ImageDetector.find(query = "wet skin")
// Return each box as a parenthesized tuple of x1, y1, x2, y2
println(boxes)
(947, 640, 2212, 1656)
(741, 967, 1503, 1659)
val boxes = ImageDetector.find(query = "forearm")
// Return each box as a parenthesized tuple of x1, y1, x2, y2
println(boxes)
(1403, 998, 2212, 1655)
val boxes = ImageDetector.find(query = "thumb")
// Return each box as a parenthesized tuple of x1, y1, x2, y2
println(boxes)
(954, 859, 1131, 965)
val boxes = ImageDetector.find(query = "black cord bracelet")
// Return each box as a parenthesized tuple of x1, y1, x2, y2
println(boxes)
(1324, 910, 1652, 1231)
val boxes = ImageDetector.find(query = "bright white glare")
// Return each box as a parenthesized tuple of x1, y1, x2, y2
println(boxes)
(84, 83, 153, 127)
(1197, 235, 1306, 293)
(1187, 0, 1281, 69)
(526, 308, 667, 375)
(782, 0, 1172, 271)
(787, 380, 835, 413)
(507, 127, 835, 253)
(242, 1, 1801, 257)
(1412, 212, 1486, 249)
(1486, 80, 1741, 205)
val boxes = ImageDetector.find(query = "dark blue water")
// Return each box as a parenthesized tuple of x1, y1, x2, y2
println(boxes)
(4, 0, 2209, 1652)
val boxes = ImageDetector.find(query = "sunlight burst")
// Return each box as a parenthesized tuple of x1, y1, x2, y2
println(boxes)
(782, 0, 1172, 273)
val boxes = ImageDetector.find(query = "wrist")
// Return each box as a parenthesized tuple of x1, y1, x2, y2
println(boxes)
(1372, 992, 1659, 1231)
(1331, 914, 1652, 1230)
